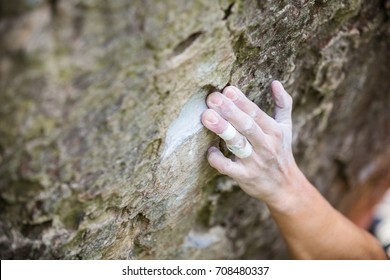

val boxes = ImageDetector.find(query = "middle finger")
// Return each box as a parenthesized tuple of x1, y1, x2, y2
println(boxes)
(206, 92, 266, 148)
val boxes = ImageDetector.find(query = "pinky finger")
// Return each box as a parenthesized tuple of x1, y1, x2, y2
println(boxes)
(207, 146, 242, 177)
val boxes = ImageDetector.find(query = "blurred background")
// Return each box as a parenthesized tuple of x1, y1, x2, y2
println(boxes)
(0, 0, 389, 259)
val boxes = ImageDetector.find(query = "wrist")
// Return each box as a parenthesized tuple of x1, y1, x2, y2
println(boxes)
(262, 163, 321, 215)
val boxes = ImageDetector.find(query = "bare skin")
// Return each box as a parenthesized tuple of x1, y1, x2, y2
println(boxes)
(201, 81, 387, 259)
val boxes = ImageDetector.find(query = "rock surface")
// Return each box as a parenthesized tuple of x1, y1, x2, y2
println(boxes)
(0, 0, 389, 259)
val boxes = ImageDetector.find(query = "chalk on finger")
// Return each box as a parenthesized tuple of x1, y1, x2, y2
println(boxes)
(217, 123, 237, 141)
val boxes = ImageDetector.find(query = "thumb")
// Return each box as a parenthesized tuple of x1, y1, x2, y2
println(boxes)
(271, 80, 293, 127)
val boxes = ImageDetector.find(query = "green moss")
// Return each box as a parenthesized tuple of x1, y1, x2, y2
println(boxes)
(332, 0, 361, 24)
(58, 67, 73, 84)
(25, 115, 58, 141)
(57, 199, 85, 230)
(2, 179, 44, 204)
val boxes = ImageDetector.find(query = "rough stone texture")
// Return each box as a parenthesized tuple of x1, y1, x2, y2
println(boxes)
(0, 0, 389, 259)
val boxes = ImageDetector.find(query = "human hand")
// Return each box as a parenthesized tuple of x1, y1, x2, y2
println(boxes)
(202, 82, 389, 260)
(201, 81, 298, 204)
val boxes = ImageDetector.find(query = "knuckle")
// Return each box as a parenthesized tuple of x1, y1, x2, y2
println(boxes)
(241, 170, 255, 182)
(249, 108, 259, 119)
(223, 103, 235, 118)
(219, 161, 233, 175)
(272, 127, 284, 140)
(241, 169, 259, 184)
(261, 139, 277, 155)
(242, 119, 256, 136)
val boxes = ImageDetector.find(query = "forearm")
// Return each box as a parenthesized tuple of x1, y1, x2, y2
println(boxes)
(265, 166, 387, 260)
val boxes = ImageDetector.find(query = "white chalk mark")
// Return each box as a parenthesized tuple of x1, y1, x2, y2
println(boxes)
(162, 92, 207, 158)
(183, 227, 225, 249)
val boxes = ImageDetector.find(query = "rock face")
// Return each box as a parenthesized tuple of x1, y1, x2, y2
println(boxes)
(0, 0, 389, 259)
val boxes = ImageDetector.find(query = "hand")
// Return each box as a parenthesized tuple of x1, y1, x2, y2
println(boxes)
(202, 82, 388, 260)
(201, 81, 298, 204)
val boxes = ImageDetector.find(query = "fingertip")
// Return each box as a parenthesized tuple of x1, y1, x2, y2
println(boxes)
(271, 81, 293, 125)
(201, 109, 230, 135)
(222, 85, 240, 98)
(207, 146, 219, 157)
(207, 147, 232, 175)
(207, 91, 223, 107)
(201, 109, 218, 125)
(271, 80, 282, 87)
(271, 80, 291, 109)
(223, 85, 240, 92)
(207, 146, 222, 167)
(271, 80, 284, 97)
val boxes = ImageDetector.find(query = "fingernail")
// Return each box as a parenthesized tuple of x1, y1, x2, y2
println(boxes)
(209, 95, 222, 106)
(207, 147, 217, 159)
(205, 111, 219, 125)
(225, 88, 237, 101)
